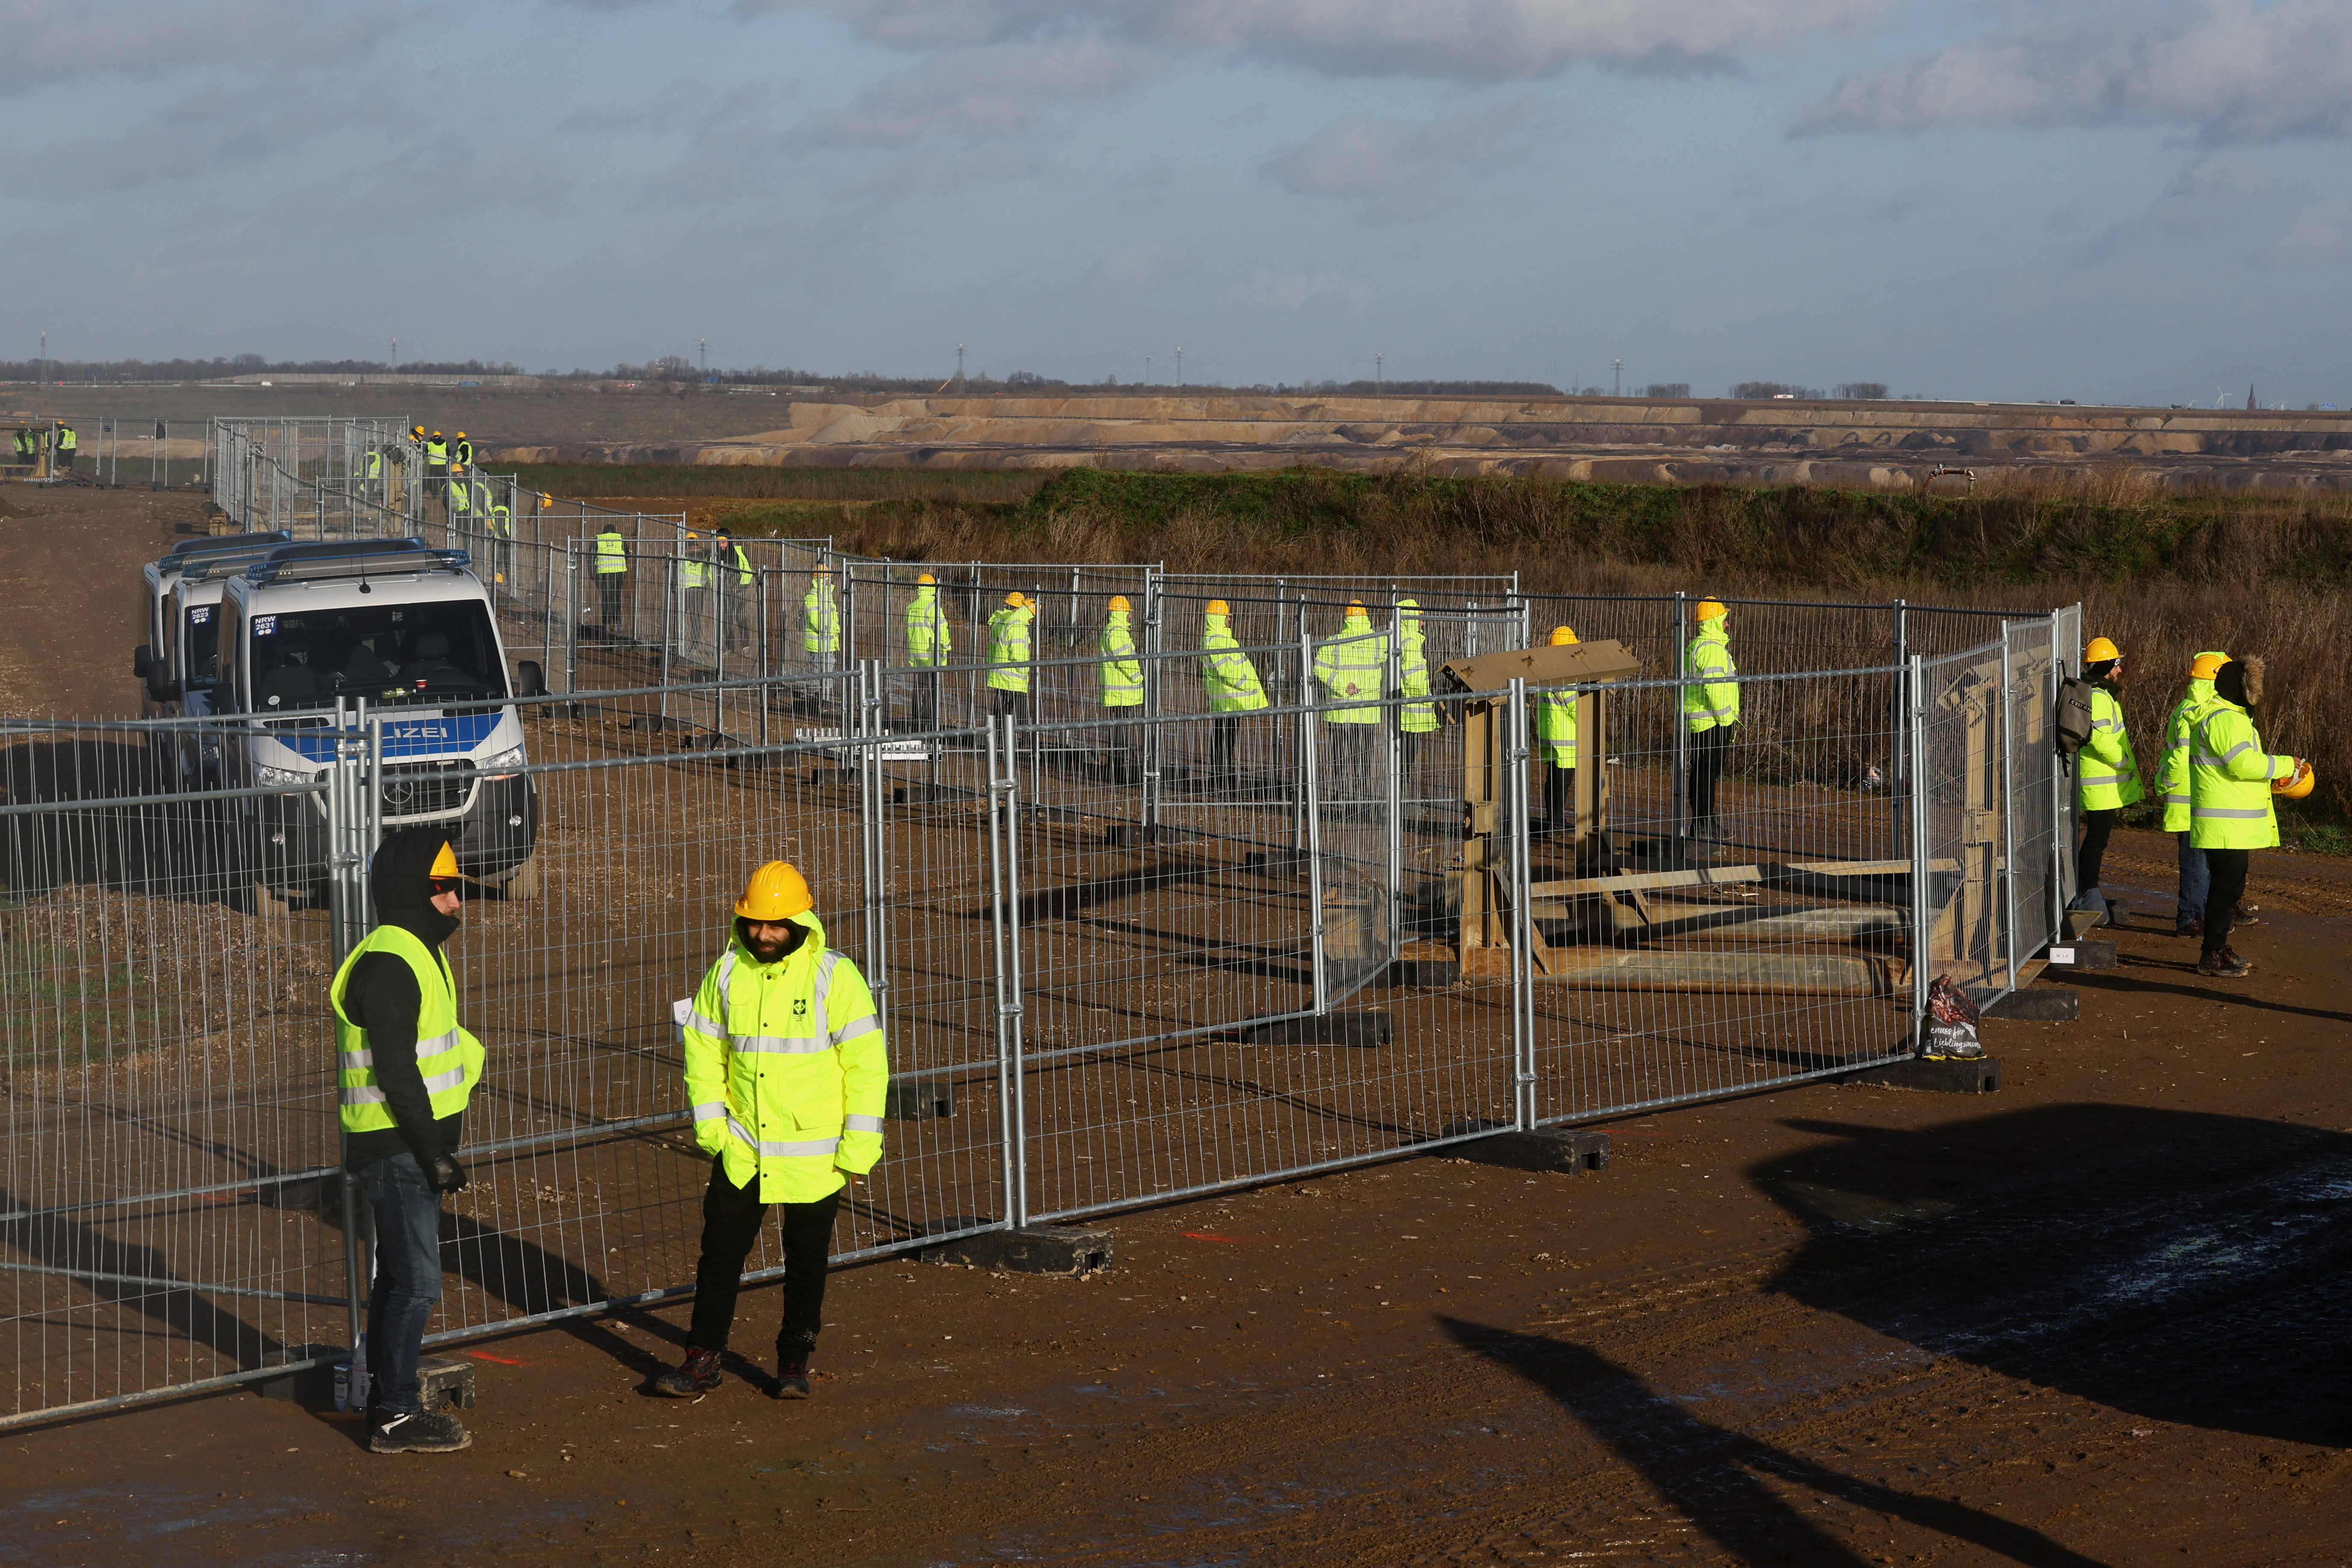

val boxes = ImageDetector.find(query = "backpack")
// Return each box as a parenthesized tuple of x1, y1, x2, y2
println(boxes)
(2054, 676, 2098, 760)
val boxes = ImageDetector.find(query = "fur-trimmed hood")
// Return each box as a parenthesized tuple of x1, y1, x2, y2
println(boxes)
(2215, 655, 2265, 710)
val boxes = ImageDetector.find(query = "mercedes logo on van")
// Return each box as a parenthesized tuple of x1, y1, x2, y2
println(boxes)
(384, 780, 416, 806)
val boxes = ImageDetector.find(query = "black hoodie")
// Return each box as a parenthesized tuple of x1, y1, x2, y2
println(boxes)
(341, 827, 467, 1172)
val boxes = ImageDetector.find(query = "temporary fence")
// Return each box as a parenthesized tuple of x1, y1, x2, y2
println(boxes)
(0, 578, 2077, 1428)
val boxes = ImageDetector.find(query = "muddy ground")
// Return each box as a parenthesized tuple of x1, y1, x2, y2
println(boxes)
(2, 484, 2348, 1566)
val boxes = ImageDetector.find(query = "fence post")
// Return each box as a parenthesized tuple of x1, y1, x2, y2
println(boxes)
(1890, 599, 1909, 860)
(1141, 573, 1164, 840)
(1999, 621, 2019, 995)
(861, 667, 889, 1027)
(1302, 630, 1329, 1014)
(1385, 636, 1405, 968)
(1907, 654, 1931, 1043)
(1507, 676, 1536, 1128)
(562, 541, 579, 697)
(1672, 590, 1690, 843)
(987, 714, 1030, 1228)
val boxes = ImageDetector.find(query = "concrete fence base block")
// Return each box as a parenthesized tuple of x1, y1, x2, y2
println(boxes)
(417, 1355, 478, 1410)
(2044, 938, 2117, 972)
(1844, 1056, 2003, 1093)
(1389, 959, 1460, 989)
(1104, 824, 1162, 847)
(1984, 988, 2079, 1022)
(253, 1344, 343, 1404)
(1244, 1012, 1393, 1048)
(922, 1223, 1114, 1278)
(1437, 1121, 1612, 1173)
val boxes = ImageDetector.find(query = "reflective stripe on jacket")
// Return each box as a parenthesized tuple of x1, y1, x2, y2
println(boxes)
(2187, 701, 2291, 850)
(1313, 609, 1387, 724)
(1395, 600, 1436, 734)
(1682, 623, 1737, 733)
(986, 605, 1032, 692)
(905, 585, 951, 666)
(804, 579, 839, 652)
(681, 914, 888, 1205)
(1099, 610, 1143, 708)
(2156, 677, 2218, 833)
(595, 532, 629, 573)
(331, 925, 485, 1135)
(2076, 685, 2145, 811)
(1536, 688, 1577, 768)
(1200, 613, 1267, 712)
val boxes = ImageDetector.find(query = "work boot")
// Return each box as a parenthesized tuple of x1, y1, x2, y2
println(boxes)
(774, 1339, 814, 1400)
(2195, 947, 2253, 979)
(369, 1407, 472, 1454)
(2175, 915, 2203, 939)
(653, 1346, 724, 1398)
(2231, 901, 2261, 928)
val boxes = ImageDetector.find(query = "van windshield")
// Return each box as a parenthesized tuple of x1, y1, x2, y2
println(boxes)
(183, 602, 222, 688)
(245, 599, 506, 713)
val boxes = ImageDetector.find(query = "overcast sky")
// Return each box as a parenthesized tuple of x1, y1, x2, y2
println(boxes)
(7, 0, 2349, 404)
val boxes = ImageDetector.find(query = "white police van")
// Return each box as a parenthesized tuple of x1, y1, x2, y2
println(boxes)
(133, 531, 292, 719)
(214, 538, 547, 906)
(133, 534, 299, 787)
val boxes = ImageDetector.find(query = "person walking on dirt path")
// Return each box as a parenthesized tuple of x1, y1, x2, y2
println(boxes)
(803, 564, 841, 672)
(2188, 657, 2303, 979)
(2157, 650, 2228, 938)
(904, 572, 950, 732)
(1394, 598, 1438, 793)
(1538, 626, 1580, 836)
(1682, 598, 1738, 839)
(655, 862, 887, 1401)
(1099, 594, 1143, 784)
(986, 590, 1034, 726)
(2070, 636, 2144, 924)
(714, 529, 754, 655)
(1313, 600, 1387, 804)
(594, 520, 629, 641)
(1200, 598, 1267, 785)
(329, 830, 488, 1455)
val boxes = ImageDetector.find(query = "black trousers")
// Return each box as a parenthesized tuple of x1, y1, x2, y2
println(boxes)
(2201, 848, 2251, 958)
(910, 670, 941, 733)
(597, 573, 625, 638)
(988, 688, 1030, 726)
(1544, 764, 1575, 835)
(1210, 715, 1240, 779)
(1688, 726, 1730, 824)
(686, 1159, 841, 1355)
(2077, 807, 2119, 893)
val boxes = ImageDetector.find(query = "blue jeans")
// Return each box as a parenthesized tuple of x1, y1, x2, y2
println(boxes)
(2176, 833, 2210, 928)
(359, 1151, 444, 1416)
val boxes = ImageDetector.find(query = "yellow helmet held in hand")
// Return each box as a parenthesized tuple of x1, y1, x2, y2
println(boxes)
(1108, 594, 1131, 614)
(2274, 759, 2316, 800)
(735, 861, 814, 921)
(1005, 591, 1026, 608)
(2189, 650, 2228, 682)
(2085, 636, 2122, 663)
(1549, 625, 1579, 646)
(1695, 599, 1728, 622)
(1206, 599, 1231, 617)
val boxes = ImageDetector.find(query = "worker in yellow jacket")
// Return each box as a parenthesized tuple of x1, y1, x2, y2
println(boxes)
(2072, 635, 2144, 922)
(656, 863, 887, 1400)
(2187, 659, 2301, 979)
(2154, 650, 2227, 937)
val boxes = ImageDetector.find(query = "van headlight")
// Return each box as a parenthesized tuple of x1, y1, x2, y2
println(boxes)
(485, 747, 526, 780)
(254, 765, 311, 788)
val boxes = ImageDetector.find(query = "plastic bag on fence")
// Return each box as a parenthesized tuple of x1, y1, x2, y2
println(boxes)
(1921, 973, 1984, 1060)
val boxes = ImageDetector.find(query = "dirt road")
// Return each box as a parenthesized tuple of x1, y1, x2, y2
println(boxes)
(3, 487, 2347, 1566)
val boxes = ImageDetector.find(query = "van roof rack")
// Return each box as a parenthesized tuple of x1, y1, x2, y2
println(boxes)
(181, 544, 305, 584)
(243, 537, 471, 586)
(159, 530, 293, 566)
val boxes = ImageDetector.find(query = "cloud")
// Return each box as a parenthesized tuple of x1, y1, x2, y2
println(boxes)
(1791, 0, 2352, 143)
(0, 0, 411, 97)
(743, 0, 1889, 82)
(805, 34, 1160, 148)
(1086, 240, 1199, 292)
(1262, 96, 1558, 220)
(1234, 268, 1371, 312)
(17, 78, 418, 193)
(2255, 197, 2352, 269)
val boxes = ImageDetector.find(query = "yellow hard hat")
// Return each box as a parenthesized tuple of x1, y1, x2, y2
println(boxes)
(1695, 599, 1728, 622)
(428, 840, 460, 879)
(1347, 599, 1366, 612)
(411, 425, 424, 435)
(456, 431, 467, 438)
(686, 531, 699, 540)
(1549, 625, 1579, 646)
(2274, 759, 2316, 800)
(2086, 636, 2122, 663)
(1206, 599, 1231, 617)
(432, 431, 443, 438)
(1005, 591, 1026, 608)
(734, 860, 814, 921)
(917, 572, 936, 585)
(2189, 650, 2228, 682)
(1108, 594, 1131, 613)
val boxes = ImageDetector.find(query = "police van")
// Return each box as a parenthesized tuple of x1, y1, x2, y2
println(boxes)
(133, 531, 292, 720)
(214, 538, 547, 906)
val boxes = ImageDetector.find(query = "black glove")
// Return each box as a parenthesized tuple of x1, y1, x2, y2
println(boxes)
(425, 1152, 470, 1194)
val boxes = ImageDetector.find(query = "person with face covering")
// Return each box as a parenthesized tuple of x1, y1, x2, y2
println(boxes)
(2187, 657, 2300, 978)
(329, 828, 488, 1454)
(656, 862, 888, 1401)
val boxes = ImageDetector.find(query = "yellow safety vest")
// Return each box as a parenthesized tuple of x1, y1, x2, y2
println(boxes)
(1396, 602, 1436, 734)
(905, 587, 950, 666)
(595, 532, 628, 574)
(1536, 688, 1577, 767)
(1200, 614, 1267, 712)
(2075, 685, 2144, 811)
(331, 925, 485, 1135)
(2156, 676, 2219, 833)
(1682, 624, 1737, 733)
(2187, 701, 2291, 850)
(1312, 611, 1387, 723)
(804, 579, 840, 652)
(986, 606, 1032, 692)
(1099, 611, 1142, 708)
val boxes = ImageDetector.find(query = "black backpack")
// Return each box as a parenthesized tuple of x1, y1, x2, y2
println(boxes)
(2054, 676, 2098, 760)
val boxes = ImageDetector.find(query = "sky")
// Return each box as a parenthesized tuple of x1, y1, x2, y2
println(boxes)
(5, 0, 2350, 405)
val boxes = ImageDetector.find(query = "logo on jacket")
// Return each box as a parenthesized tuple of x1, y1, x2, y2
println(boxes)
(793, 999, 809, 1017)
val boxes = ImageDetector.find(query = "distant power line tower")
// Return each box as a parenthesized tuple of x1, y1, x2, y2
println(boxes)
(1612, 358, 1624, 396)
